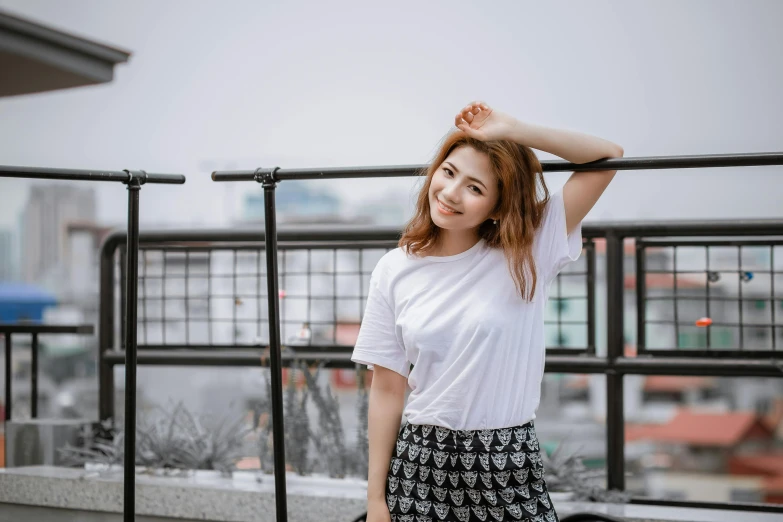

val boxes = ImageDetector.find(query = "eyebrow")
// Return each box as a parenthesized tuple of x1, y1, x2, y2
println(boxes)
(444, 161, 488, 190)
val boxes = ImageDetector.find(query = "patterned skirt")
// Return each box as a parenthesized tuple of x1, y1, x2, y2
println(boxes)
(385, 420, 559, 522)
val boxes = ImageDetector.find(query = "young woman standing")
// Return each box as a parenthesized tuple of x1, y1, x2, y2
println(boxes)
(352, 101, 623, 522)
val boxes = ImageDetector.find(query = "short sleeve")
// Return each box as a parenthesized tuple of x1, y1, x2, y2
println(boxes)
(536, 189, 583, 283)
(350, 260, 410, 378)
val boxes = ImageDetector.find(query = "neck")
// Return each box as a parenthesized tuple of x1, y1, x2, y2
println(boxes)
(433, 229, 481, 257)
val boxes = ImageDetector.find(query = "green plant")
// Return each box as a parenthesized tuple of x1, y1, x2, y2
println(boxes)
(58, 401, 254, 477)
(255, 361, 371, 479)
(354, 365, 370, 480)
(285, 360, 312, 474)
(542, 438, 632, 503)
(301, 362, 349, 478)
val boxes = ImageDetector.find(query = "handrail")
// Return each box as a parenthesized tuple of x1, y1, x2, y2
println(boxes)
(1, 323, 94, 421)
(1, 164, 185, 522)
(0, 165, 185, 184)
(211, 152, 783, 181)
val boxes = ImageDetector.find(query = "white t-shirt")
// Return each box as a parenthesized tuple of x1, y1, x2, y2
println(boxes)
(350, 189, 582, 430)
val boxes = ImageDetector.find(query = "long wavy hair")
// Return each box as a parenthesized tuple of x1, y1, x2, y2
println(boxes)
(399, 130, 550, 301)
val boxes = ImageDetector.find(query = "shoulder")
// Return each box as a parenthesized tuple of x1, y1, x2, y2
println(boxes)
(537, 189, 566, 231)
(372, 247, 407, 278)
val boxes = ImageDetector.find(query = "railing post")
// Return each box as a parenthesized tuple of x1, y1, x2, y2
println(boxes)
(606, 231, 626, 491)
(635, 239, 647, 355)
(257, 167, 289, 522)
(31, 333, 38, 418)
(122, 171, 144, 522)
(98, 236, 118, 421)
(4, 333, 10, 422)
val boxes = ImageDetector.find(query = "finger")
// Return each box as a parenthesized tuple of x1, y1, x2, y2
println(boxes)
(466, 106, 481, 116)
(462, 110, 474, 123)
(454, 117, 472, 134)
(463, 104, 479, 117)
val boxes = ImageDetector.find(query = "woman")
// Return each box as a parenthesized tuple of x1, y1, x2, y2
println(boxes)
(351, 101, 623, 522)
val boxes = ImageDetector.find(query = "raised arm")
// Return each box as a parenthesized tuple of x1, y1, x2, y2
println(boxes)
(507, 120, 623, 234)
(455, 101, 624, 234)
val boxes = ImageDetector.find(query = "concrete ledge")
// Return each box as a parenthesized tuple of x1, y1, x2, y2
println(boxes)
(0, 466, 367, 522)
(0, 466, 781, 522)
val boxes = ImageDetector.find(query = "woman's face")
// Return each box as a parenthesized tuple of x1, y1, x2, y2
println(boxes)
(429, 146, 500, 231)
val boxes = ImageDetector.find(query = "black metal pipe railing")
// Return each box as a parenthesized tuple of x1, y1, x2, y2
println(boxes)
(207, 152, 783, 521)
(0, 323, 94, 421)
(209, 152, 783, 182)
(99, 349, 783, 377)
(0, 165, 184, 184)
(77, 152, 783, 518)
(605, 233, 626, 491)
(1, 166, 185, 522)
(96, 220, 783, 499)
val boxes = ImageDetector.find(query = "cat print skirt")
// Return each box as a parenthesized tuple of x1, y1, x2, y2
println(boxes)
(385, 420, 558, 522)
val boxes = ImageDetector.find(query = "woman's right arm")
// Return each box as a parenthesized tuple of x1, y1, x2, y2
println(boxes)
(366, 365, 408, 519)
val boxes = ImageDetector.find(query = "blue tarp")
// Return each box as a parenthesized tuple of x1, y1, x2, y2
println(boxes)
(0, 282, 57, 322)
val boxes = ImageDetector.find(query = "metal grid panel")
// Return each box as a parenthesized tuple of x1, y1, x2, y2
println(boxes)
(545, 239, 595, 355)
(636, 239, 783, 357)
(115, 239, 595, 354)
(117, 244, 391, 348)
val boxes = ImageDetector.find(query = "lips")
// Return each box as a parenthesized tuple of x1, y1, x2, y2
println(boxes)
(437, 199, 461, 214)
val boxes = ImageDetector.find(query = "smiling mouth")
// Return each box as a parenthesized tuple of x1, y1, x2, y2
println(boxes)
(437, 199, 462, 214)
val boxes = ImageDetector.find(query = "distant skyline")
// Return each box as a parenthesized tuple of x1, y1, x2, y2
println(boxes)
(1, 0, 782, 231)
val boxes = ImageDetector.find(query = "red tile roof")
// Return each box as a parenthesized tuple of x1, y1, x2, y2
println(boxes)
(643, 376, 716, 392)
(569, 375, 716, 392)
(763, 398, 783, 431)
(729, 453, 783, 477)
(626, 410, 774, 447)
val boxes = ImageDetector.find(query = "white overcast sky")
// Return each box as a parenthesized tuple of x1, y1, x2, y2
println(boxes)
(0, 0, 782, 229)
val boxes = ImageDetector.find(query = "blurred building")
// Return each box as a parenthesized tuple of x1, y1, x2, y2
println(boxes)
(20, 185, 96, 283)
(0, 228, 14, 280)
(352, 199, 410, 226)
(243, 183, 341, 222)
(627, 408, 783, 503)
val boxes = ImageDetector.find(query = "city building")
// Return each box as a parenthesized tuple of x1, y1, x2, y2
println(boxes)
(20, 185, 96, 283)
(243, 183, 341, 223)
(0, 228, 14, 281)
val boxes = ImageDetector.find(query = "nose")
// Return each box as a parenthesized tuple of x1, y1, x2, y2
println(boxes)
(441, 185, 460, 205)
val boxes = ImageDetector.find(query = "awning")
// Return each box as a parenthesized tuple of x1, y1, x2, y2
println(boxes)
(0, 9, 130, 97)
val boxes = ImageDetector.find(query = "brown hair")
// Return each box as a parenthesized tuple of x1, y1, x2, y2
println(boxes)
(399, 130, 550, 301)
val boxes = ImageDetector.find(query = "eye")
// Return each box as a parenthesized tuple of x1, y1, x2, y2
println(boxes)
(443, 168, 482, 195)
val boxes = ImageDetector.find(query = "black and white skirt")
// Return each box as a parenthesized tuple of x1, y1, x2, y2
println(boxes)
(386, 420, 559, 522)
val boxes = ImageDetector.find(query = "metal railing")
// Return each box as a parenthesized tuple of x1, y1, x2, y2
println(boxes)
(214, 154, 783, 521)
(96, 222, 783, 513)
(1, 323, 94, 420)
(8, 155, 783, 521)
(0, 165, 186, 522)
(100, 151, 783, 522)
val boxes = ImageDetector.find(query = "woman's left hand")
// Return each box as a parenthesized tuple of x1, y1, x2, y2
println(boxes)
(455, 101, 519, 142)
